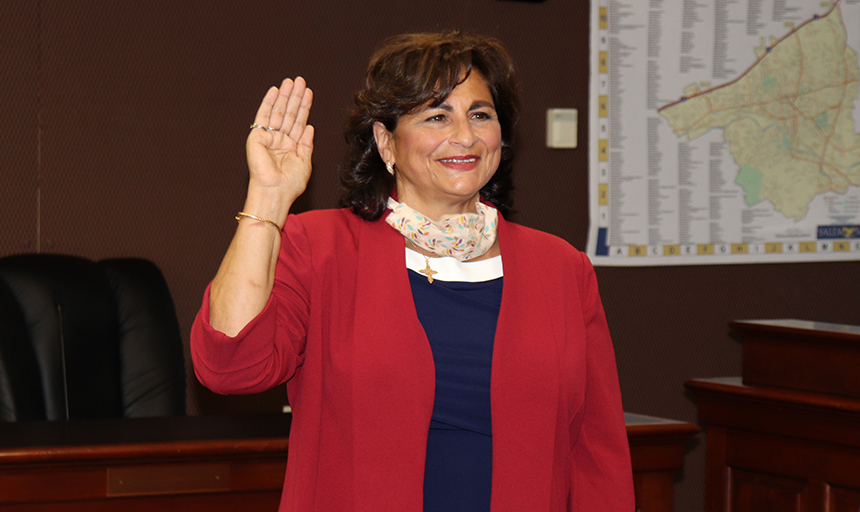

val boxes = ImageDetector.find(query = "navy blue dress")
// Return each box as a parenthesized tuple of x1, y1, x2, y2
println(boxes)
(408, 267, 503, 512)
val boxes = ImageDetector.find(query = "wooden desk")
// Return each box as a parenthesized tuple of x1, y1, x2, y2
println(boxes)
(686, 377, 860, 512)
(687, 320, 860, 512)
(626, 413, 700, 512)
(0, 413, 695, 511)
(0, 414, 290, 511)
(733, 319, 860, 399)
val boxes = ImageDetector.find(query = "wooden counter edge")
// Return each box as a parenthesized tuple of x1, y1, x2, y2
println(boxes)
(729, 319, 860, 342)
(684, 377, 860, 414)
(0, 437, 290, 465)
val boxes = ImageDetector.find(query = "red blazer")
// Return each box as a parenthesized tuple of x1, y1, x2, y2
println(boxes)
(191, 208, 634, 511)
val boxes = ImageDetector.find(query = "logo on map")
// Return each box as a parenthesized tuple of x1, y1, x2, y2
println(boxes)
(817, 226, 860, 239)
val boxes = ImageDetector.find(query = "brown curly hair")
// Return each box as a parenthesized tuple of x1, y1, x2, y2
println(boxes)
(339, 32, 520, 221)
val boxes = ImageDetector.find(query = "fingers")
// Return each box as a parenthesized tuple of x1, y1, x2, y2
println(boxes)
(267, 78, 296, 131)
(279, 77, 310, 138)
(252, 85, 281, 129)
(251, 77, 312, 140)
(287, 86, 313, 141)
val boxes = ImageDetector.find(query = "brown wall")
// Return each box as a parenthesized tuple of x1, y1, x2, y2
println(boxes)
(3, 1, 857, 510)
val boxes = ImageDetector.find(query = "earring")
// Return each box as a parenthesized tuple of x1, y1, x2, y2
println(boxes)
(386, 162, 395, 176)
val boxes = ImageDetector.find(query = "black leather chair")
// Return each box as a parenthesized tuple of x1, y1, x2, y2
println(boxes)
(0, 254, 186, 421)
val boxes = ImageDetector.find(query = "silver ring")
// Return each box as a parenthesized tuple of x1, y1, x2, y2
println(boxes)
(266, 126, 278, 131)
(250, 123, 266, 130)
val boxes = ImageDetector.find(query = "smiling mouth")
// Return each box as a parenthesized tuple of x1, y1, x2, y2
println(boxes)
(439, 157, 478, 164)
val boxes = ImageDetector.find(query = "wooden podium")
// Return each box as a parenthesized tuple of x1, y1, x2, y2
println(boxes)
(686, 319, 860, 512)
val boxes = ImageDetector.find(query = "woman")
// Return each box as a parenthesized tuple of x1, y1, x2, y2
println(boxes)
(192, 32, 634, 511)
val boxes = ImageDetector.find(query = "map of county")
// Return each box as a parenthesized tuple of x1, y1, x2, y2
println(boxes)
(659, 4, 860, 221)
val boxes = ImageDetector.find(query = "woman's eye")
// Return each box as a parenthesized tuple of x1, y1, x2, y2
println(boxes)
(472, 112, 493, 120)
(427, 114, 446, 122)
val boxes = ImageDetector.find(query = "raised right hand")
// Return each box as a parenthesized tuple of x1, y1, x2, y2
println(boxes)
(209, 78, 313, 336)
(246, 77, 314, 208)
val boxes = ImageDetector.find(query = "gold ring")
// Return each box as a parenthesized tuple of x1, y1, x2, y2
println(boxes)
(250, 123, 266, 130)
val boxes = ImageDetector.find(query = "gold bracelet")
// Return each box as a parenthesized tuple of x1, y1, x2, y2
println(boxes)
(235, 212, 282, 231)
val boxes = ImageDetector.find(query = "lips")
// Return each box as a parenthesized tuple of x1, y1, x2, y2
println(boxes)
(438, 156, 480, 169)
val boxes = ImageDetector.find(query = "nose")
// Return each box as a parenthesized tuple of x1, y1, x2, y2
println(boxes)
(448, 116, 478, 147)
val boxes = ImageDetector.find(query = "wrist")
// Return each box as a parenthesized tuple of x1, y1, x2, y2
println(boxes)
(242, 186, 295, 227)
(236, 212, 282, 231)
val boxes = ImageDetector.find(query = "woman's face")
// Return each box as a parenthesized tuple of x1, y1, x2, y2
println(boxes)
(374, 71, 502, 219)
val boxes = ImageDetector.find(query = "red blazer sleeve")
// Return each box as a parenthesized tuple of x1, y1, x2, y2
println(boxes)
(570, 252, 634, 511)
(190, 215, 313, 395)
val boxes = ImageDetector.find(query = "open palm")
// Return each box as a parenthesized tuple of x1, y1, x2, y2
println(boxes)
(246, 77, 315, 204)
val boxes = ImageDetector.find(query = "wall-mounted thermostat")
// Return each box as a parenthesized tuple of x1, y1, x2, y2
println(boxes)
(546, 108, 578, 148)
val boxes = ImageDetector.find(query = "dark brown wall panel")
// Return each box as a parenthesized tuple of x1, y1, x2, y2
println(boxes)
(3, 1, 858, 510)
(1, 2, 40, 254)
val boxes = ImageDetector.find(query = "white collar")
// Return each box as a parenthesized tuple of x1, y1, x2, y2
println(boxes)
(404, 247, 503, 283)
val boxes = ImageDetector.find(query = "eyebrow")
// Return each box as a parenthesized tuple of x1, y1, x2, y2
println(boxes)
(433, 100, 497, 112)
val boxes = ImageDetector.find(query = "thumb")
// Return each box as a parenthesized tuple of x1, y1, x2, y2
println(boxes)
(296, 125, 315, 161)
